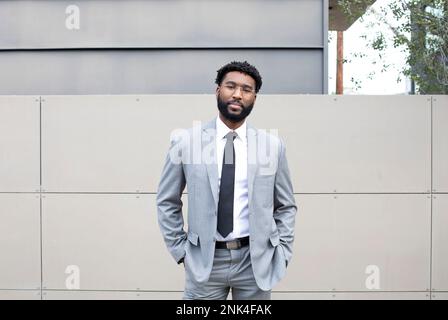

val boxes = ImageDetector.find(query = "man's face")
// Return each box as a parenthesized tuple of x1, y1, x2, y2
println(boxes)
(216, 71, 257, 123)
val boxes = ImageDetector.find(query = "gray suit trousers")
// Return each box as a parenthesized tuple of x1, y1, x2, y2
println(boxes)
(183, 246, 271, 300)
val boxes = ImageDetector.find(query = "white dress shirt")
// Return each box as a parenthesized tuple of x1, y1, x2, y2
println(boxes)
(215, 116, 249, 241)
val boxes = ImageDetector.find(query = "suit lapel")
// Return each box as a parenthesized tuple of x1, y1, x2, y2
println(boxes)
(202, 119, 219, 209)
(247, 122, 258, 205)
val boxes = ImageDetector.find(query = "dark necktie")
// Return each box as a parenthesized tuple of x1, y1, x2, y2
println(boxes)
(217, 131, 237, 237)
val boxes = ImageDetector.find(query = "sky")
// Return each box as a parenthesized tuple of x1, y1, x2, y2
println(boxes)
(328, 0, 411, 95)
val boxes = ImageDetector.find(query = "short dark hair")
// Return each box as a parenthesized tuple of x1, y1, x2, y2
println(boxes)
(215, 61, 262, 93)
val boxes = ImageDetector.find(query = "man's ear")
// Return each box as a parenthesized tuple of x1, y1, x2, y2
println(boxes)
(215, 86, 220, 97)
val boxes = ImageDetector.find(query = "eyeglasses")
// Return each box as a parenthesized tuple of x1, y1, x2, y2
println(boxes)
(221, 83, 255, 95)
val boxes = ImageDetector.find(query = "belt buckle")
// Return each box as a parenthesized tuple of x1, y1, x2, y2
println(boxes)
(226, 240, 241, 250)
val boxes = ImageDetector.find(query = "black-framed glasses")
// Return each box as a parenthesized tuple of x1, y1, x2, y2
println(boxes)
(222, 83, 255, 95)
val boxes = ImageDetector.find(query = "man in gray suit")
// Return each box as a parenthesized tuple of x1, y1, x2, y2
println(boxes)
(157, 61, 296, 300)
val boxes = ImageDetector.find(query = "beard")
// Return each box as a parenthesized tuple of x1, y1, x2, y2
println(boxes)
(217, 96, 254, 123)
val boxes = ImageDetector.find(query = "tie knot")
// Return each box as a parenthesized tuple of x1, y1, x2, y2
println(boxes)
(225, 131, 237, 141)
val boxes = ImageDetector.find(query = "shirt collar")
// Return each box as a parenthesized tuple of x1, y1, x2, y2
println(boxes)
(216, 115, 247, 142)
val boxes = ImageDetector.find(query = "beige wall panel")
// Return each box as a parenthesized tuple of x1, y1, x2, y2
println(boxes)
(277, 194, 430, 291)
(0, 96, 40, 192)
(0, 194, 41, 289)
(431, 292, 448, 300)
(252, 95, 431, 193)
(433, 96, 448, 192)
(272, 292, 429, 300)
(41, 95, 216, 192)
(0, 290, 41, 300)
(42, 194, 186, 291)
(432, 194, 448, 291)
(42, 95, 431, 193)
(1, 94, 438, 294)
(41, 290, 431, 300)
(42, 290, 182, 300)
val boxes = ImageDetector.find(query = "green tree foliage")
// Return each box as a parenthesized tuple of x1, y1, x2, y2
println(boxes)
(338, 0, 448, 94)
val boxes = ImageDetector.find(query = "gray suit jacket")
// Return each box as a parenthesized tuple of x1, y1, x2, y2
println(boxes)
(157, 118, 297, 291)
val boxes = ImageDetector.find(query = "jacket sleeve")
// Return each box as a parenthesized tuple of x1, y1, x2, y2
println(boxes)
(156, 137, 187, 263)
(273, 139, 297, 267)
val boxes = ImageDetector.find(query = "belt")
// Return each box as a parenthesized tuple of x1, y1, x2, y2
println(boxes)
(215, 236, 250, 250)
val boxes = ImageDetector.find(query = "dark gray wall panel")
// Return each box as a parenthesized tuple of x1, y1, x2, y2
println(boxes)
(0, 49, 323, 94)
(0, 0, 324, 49)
